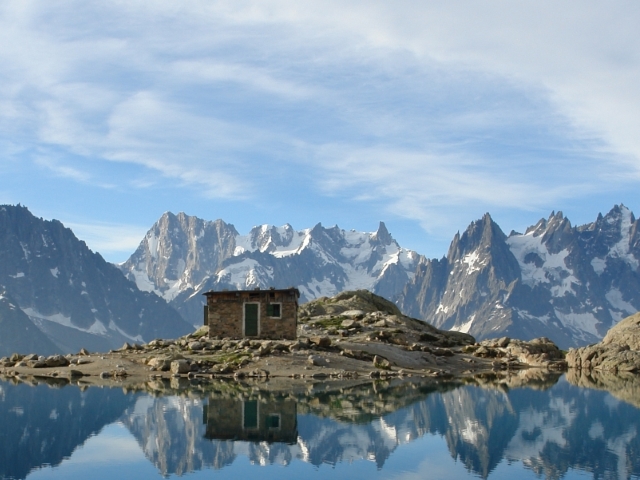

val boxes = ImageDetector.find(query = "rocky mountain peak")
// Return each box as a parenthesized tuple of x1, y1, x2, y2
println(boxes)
(371, 221, 393, 246)
(0, 205, 192, 354)
(447, 213, 506, 263)
(248, 224, 295, 253)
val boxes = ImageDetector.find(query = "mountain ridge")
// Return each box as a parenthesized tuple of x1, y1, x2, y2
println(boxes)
(398, 204, 640, 348)
(0, 205, 193, 354)
(120, 212, 423, 326)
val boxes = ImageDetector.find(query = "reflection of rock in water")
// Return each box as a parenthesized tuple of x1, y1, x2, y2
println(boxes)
(0, 381, 134, 480)
(566, 368, 640, 408)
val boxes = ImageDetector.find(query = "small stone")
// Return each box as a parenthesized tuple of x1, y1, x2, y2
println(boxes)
(341, 319, 356, 328)
(309, 336, 332, 348)
(308, 354, 328, 367)
(188, 341, 205, 351)
(45, 355, 70, 367)
(373, 355, 391, 369)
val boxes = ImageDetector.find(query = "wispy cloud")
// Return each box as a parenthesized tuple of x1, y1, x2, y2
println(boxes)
(34, 157, 92, 183)
(0, 1, 639, 250)
(65, 220, 147, 261)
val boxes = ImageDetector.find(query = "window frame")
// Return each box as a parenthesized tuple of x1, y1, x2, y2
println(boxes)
(266, 302, 282, 318)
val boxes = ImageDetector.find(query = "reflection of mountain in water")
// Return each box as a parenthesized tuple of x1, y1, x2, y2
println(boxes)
(2, 375, 640, 479)
(0, 381, 134, 480)
(437, 378, 640, 479)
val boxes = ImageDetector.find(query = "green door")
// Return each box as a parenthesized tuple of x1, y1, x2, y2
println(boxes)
(243, 400, 258, 429)
(244, 303, 259, 336)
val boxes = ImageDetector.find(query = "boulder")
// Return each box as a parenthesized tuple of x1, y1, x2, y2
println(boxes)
(148, 357, 172, 371)
(44, 355, 70, 368)
(170, 360, 190, 375)
(567, 312, 640, 373)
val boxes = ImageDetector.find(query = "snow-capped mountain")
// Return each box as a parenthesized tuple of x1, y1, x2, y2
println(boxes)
(0, 205, 193, 354)
(398, 205, 640, 348)
(120, 212, 422, 326)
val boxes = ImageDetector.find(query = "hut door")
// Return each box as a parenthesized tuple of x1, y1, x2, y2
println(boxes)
(244, 303, 259, 336)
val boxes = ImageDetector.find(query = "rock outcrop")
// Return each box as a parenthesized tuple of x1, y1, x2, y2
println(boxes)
(566, 312, 640, 373)
(467, 336, 567, 370)
(0, 289, 570, 385)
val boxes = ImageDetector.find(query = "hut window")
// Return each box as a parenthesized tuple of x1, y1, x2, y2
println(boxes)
(267, 303, 281, 318)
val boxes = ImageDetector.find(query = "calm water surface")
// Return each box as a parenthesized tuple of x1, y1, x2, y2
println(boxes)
(1, 373, 639, 480)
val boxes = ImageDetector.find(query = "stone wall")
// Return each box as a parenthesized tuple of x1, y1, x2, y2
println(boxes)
(205, 289, 298, 340)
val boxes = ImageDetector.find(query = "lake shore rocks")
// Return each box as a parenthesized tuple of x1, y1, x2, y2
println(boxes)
(0, 290, 571, 388)
(566, 312, 640, 373)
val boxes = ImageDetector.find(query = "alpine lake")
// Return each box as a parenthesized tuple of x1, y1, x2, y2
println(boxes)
(1, 370, 640, 480)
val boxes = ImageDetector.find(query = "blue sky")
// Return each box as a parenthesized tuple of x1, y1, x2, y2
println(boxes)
(1, 1, 639, 263)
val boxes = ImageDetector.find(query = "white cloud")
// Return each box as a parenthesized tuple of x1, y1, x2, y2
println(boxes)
(312, 144, 603, 234)
(65, 220, 147, 261)
(0, 1, 639, 240)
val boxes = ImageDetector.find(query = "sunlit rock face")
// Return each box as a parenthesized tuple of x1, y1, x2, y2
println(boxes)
(398, 205, 640, 348)
(0, 205, 192, 354)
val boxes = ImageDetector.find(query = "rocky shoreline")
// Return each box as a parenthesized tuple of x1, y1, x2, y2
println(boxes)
(0, 290, 574, 389)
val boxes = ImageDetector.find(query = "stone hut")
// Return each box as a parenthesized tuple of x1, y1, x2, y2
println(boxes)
(204, 395, 298, 444)
(203, 287, 300, 340)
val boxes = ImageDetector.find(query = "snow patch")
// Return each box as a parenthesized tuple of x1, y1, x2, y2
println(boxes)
(606, 288, 636, 316)
(146, 232, 159, 259)
(507, 234, 577, 292)
(591, 257, 606, 275)
(451, 316, 475, 334)
(462, 250, 486, 274)
(87, 320, 108, 335)
(22, 307, 108, 336)
(436, 304, 449, 314)
(550, 275, 580, 297)
(108, 320, 144, 343)
(554, 309, 600, 336)
(130, 269, 160, 294)
(298, 278, 338, 299)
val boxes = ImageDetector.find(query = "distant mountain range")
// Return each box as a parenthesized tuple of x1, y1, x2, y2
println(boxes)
(397, 205, 640, 348)
(1, 203, 639, 352)
(0, 205, 192, 354)
(119, 211, 421, 327)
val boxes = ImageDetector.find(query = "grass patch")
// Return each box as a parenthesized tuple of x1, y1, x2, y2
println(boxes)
(314, 316, 348, 329)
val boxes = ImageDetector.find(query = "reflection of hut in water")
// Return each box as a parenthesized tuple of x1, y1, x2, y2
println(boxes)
(204, 395, 298, 444)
